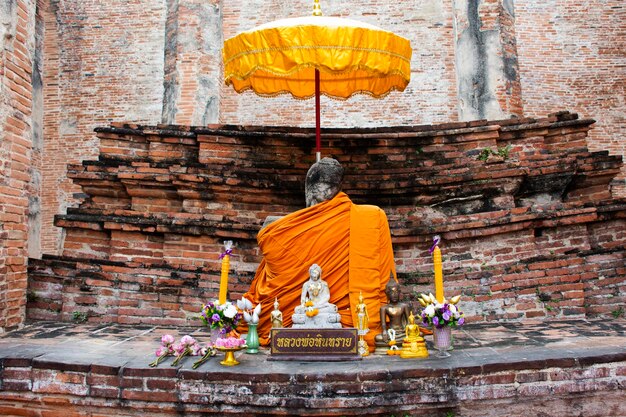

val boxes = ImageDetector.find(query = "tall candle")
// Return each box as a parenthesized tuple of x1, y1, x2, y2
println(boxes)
(431, 235, 444, 303)
(218, 241, 233, 305)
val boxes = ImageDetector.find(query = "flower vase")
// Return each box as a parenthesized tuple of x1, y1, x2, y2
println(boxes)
(209, 327, 221, 345)
(433, 326, 452, 358)
(246, 323, 260, 354)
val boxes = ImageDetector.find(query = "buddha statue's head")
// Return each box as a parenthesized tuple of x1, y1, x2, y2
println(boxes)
(305, 157, 344, 207)
(385, 278, 400, 303)
(309, 263, 322, 281)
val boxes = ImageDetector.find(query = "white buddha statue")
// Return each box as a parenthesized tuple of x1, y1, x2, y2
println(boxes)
(292, 264, 342, 328)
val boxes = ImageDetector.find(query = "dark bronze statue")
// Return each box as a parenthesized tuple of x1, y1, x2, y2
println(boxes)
(374, 275, 411, 353)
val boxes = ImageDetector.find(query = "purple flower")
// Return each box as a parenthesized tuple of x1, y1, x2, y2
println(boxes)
(432, 316, 439, 327)
(211, 313, 221, 323)
(442, 311, 451, 321)
(458, 317, 465, 326)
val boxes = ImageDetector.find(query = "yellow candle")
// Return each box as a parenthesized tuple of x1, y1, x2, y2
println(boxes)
(218, 241, 233, 304)
(432, 237, 444, 303)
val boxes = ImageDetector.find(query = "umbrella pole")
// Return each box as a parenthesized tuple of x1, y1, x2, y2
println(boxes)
(315, 68, 321, 162)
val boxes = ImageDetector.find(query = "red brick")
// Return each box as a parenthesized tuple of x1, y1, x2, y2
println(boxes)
(121, 390, 178, 402)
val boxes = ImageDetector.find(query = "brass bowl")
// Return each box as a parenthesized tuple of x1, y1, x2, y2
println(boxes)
(215, 346, 246, 366)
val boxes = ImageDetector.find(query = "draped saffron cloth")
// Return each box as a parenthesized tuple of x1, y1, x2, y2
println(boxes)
(240, 192, 396, 349)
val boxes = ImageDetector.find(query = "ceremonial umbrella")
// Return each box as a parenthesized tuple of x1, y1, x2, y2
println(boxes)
(223, 0, 412, 161)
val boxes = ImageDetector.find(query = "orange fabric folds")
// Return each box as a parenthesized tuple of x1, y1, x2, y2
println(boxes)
(241, 193, 395, 348)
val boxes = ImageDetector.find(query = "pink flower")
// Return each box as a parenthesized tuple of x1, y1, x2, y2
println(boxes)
(155, 346, 166, 357)
(215, 337, 246, 348)
(180, 335, 196, 346)
(161, 334, 175, 346)
(172, 342, 185, 355)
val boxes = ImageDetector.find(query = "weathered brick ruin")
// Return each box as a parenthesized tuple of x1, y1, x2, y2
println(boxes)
(2, 0, 624, 334)
(27, 111, 625, 327)
(1, 0, 625, 415)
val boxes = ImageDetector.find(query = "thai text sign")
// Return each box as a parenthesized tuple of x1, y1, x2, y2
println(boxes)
(270, 328, 358, 358)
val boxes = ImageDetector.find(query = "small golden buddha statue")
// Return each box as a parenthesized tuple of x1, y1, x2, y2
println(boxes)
(355, 291, 370, 356)
(399, 312, 429, 359)
(270, 297, 283, 329)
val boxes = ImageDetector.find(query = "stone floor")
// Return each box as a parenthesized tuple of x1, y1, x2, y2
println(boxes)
(0, 318, 624, 374)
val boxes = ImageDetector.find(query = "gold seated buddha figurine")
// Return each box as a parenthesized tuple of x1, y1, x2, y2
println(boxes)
(399, 312, 429, 359)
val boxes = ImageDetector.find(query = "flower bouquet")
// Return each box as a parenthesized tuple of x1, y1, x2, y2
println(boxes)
(149, 334, 176, 367)
(200, 300, 243, 340)
(171, 335, 201, 366)
(418, 293, 465, 358)
(149, 334, 216, 368)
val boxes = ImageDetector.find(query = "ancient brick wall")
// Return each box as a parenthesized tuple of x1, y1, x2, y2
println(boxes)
(38, 0, 167, 254)
(26, 112, 625, 327)
(0, 0, 625, 332)
(32, 0, 624, 254)
(0, 0, 37, 330)
(0, 354, 624, 416)
(220, 0, 459, 127)
(515, 0, 626, 197)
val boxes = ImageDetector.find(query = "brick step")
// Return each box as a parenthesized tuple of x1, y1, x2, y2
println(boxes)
(27, 110, 626, 328)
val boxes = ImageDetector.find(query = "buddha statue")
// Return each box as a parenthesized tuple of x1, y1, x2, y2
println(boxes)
(270, 298, 283, 329)
(292, 264, 342, 328)
(399, 312, 429, 359)
(240, 157, 396, 346)
(374, 277, 411, 354)
(355, 291, 370, 356)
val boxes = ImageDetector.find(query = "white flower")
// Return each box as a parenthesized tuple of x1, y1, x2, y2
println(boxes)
(243, 311, 252, 323)
(424, 304, 435, 317)
(449, 304, 457, 314)
(223, 303, 237, 319)
(237, 297, 253, 311)
(251, 312, 259, 324)
(253, 303, 262, 316)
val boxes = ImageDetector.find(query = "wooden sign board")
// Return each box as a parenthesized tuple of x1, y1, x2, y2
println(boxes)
(269, 328, 361, 361)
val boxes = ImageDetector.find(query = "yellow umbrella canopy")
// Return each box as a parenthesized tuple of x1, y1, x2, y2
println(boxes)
(222, 0, 412, 157)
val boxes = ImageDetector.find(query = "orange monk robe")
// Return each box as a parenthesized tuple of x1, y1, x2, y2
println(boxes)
(240, 192, 396, 349)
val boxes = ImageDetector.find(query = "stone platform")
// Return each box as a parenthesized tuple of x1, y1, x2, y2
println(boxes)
(0, 319, 624, 416)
